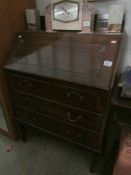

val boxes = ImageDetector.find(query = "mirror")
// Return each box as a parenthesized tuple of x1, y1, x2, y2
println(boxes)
(0, 104, 8, 132)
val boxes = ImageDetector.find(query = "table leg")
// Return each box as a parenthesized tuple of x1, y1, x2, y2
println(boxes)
(90, 152, 99, 173)
(102, 110, 119, 175)
(16, 122, 26, 142)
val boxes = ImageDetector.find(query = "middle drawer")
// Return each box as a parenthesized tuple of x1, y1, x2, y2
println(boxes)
(12, 92, 103, 132)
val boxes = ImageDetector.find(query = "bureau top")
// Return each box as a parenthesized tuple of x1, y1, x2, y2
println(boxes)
(5, 31, 123, 90)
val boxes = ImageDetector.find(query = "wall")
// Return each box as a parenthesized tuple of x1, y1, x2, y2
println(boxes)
(36, 0, 131, 70)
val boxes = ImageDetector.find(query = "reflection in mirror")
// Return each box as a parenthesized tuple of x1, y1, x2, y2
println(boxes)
(0, 104, 8, 132)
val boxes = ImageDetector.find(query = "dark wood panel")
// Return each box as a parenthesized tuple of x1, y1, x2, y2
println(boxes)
(15, 107, 101, 151)
(7, 73, 107, 114)
(0, 0, 36, 137)
(5, 31, 123, 90)
(0, 0, 36, 67)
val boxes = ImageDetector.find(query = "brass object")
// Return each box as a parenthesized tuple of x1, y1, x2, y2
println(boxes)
(108, 24, 122, 33)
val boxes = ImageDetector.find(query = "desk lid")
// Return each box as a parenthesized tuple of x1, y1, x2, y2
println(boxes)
(5, 31, 123, 90)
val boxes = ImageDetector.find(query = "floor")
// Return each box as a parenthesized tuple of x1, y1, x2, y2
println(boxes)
(0, 105, 8, 131)
(0, 130, 102, 175)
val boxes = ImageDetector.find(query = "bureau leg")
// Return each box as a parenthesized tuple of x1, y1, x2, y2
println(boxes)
(16, 122, 26, 142)
(90, 152, 98, 173)
(102, 110, 120, 175)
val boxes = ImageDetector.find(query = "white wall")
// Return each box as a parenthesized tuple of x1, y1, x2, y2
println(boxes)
(36, 0, 50, 15)
(36, 0, 131, 70)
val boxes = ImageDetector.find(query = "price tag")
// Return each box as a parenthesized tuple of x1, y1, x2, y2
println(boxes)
(83, 21, 90, 27)
(111, 40, 117, 44)
(103, 61, 113, 67)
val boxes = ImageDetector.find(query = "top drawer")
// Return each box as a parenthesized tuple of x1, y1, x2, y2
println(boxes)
(7, 73, 107, 114)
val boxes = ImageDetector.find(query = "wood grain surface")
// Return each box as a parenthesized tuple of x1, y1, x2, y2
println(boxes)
(0, 0, 36, 138)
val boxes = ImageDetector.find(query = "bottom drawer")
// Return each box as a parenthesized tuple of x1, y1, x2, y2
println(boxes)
(15, 107, 102, 151)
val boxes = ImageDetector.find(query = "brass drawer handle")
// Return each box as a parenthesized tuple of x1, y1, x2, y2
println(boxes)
(80, 96, 84, 101)
(17, 79, 32, 88)
(66, 112, 83, 123)
(67, 91, 84, 101)
(67, 91, 79, 98)
(18, 80, 27, 86)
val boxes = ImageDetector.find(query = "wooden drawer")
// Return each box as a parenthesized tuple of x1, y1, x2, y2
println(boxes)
(12, 92, 103, 132)
(15, 107, 101, 151)
(7, 73, 107, 114)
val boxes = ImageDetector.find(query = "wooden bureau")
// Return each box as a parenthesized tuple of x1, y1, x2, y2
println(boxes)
(5, 31, 123, 154)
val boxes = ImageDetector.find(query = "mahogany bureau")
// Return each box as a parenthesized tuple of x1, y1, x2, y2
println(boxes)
(5, 31, 123, 155)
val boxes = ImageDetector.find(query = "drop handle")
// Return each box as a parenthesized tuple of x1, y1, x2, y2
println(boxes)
(66, 92, 84, 101)
(18, 80, 32, 88)
(67, 91, 79, 98)
(66, 112, 83, 123)
(80, 96, 84, 101)
(18, 80, 27, 85)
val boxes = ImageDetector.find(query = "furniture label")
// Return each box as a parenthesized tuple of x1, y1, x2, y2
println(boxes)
(111, 40, 117, 44)
(83, 21, 90, 27)
(103, 61, 112, 67)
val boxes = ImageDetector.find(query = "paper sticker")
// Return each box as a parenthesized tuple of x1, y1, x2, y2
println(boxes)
(103, 61, 113, 67)
(83, 21, 90, 27)
(111, 40, 117, 44)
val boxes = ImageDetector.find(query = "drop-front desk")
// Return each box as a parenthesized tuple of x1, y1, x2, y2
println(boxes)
(4, 31, 123, 172)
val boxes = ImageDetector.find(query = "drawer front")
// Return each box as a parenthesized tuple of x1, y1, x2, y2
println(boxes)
(12, 93, 103, 132)
(7, 73, 107, 114)
(15, 107, 101, 150)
